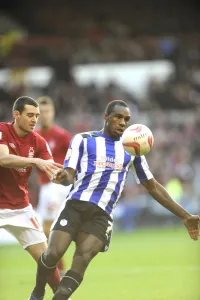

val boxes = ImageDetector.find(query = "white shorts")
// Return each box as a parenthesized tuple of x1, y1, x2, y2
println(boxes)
(36, 182, 71, 223)
(0, 205, 47, 249)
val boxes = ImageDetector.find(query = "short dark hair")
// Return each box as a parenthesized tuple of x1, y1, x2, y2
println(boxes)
(12, 96, 38, 113)
(105, 100, 128, 115)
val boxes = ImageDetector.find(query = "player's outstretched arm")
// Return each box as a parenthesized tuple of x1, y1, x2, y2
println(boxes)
(0, 144, 62, 177)
(142, 178, 200, 240)
(0, 144, 38, 168)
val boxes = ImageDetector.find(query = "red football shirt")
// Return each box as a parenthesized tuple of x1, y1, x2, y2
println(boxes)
(0, 122, 53, 209)
(36, 125, 71, 185)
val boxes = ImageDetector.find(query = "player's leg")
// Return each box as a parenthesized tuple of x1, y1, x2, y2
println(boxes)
(37, 183, 67, 276)
(24, 207, 61, 294)
(52, 232, 104, 300)
(52, 205, 113, 300)
(43, 220, 66, 276)
(5, 224, 60, 297)
(26, 241, 60, 294)
(30, 230, 72, 299)
(30, 200, 80, 299)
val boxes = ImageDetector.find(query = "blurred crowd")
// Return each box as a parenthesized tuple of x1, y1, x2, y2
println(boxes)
(1, 2, 200, 230)
(1, 71, 200, 230)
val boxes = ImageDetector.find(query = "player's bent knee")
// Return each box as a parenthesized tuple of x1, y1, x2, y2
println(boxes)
(75, 248, 99, 267)
(44, 247, 62, 265)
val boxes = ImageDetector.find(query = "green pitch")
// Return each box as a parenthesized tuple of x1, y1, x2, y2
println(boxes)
(0, 227, 199, 300)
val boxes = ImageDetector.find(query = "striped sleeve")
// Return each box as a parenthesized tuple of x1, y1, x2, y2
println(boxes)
(129, 156, 153, 184)
(63, 134, 84, 171)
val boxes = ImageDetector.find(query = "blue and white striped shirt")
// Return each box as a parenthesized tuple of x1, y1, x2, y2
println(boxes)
(64, 131, 153, 217)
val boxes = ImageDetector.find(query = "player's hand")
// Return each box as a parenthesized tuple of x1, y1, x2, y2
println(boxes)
(35, 159, 63, 180)
(52, 168, 70, 185)
(183, 215, 200, 241)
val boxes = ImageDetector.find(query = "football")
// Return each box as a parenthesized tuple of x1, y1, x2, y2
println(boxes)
(122, 124, 154, 156)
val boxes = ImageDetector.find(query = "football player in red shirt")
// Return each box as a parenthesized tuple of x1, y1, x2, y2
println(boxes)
(35, 96, 72, 276)
(0, 96, 63, 298)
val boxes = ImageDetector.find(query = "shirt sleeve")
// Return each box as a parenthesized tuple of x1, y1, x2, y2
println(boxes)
(129, 155, 153, 184)
(0, 124, 8, 146)
(64, 134, 84, 170)
(36, 134, 53, 160)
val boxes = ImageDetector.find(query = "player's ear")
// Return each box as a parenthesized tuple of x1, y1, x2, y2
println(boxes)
(104, 113, 109, 121)
(13, 110, 20, 120)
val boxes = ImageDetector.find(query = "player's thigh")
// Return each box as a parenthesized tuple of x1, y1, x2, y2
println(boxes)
(47, 200, 84, 258)
(80, 210, 113, 252)
(26, 241, 47, 262)
(75, 231, 104, 255)
(46, 230, 73, 259)
(51, 200, 83, 240)
(43, 220, 53, 238)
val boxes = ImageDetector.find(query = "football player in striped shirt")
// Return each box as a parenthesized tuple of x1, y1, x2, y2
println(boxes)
(29, 100, 200, 300)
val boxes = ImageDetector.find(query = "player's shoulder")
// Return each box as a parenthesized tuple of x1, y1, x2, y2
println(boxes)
(0, 122, 11, 131)
(32, 131, 46, 142)
(79, 131, 99, 139)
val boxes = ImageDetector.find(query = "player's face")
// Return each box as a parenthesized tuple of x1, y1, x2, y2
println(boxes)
(38, 104, 55, 128)
(14, 105, 40, 133)
(104, 105, 131, 138)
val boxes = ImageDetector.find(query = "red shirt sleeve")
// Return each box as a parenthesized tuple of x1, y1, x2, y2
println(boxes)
(0, 124, 9, 146)
(35, 133, 53, 160)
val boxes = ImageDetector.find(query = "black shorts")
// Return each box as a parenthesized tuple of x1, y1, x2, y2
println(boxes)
(52, 200, 113, 252)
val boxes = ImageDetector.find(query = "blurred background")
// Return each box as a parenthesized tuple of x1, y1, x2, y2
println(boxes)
(0, 1, 200, 299)
(0, 0, 200, 232)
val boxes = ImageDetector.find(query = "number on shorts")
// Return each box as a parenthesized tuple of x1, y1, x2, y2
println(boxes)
(30, 217, 41, 229)
(105, 220, 113, 239)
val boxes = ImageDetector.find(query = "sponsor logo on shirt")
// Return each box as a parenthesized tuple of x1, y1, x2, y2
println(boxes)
(28, 147, 34, 158)
(9, 143, 16, 149)
(0, 131, 2, 140)
(16, 167, 27, 173)
(94, 156, 123, 170)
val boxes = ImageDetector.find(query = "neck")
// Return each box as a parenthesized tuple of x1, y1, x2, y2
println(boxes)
(100, 127, 120, 140)
(13, 122, 27, 138)
(101, 127, 110, 136)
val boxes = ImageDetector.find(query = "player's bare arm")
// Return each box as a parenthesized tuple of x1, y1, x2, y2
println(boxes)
(53, 167, 75, 185)
(0, 144, 37, 167)
(142, 177, 200, 240)
(0, 144, 62, 175)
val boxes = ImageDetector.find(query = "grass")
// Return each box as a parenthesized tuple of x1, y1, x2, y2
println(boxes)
(0, 227, 199, 300)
